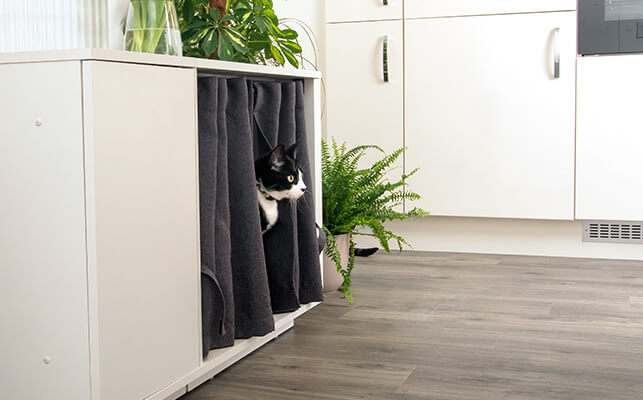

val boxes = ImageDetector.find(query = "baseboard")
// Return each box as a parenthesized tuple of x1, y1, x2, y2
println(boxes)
(354, 217, 643, 261)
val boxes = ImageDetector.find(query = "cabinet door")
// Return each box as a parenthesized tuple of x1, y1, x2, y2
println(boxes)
(0, 62, 90, 400)
(326, 0, 402, 23)
(577, 55, 643, 221)
(82, 61, 200, 400)
(326, 20, 403, 170)
(405, 0, 576, 19)
(405, 12, 576, 220)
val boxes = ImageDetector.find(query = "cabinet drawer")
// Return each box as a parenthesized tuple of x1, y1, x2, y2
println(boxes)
(405, 0, 576, 19)
(327, 0, 402, 23)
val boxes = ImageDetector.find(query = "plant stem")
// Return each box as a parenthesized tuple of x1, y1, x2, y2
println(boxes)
(146, 2, 168, 53)
(130, 0, 171, 54)
(133, 2, 144, 52)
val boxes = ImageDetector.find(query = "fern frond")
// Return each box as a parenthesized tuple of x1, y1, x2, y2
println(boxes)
(322, 137, 430, 303)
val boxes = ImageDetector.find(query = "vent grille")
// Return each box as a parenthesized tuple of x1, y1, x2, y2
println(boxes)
(583, 221, 643, 243)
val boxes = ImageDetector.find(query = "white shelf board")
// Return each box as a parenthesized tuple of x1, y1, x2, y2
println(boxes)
(143, 302, 320, 400)
(0, 48, 322, 79)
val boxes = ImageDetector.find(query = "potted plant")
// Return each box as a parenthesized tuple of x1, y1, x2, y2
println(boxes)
(322, 138, 429, 304)
(173, 0, 304, 67)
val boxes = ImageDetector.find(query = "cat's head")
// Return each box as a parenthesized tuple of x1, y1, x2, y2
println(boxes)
(255, 143, 306, 201)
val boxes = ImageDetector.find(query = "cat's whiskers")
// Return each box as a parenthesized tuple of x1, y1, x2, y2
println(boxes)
(298, 194, 309, 210)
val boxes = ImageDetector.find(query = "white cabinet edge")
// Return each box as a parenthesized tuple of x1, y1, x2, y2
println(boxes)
(0, 48, 322, 79)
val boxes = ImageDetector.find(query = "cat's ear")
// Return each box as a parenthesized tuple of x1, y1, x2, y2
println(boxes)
(286, 142, 298, 159)
(269, 145, 286, 170)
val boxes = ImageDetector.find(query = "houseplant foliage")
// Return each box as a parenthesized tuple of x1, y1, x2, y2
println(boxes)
(322, 138, 429, 304)
(173, 0, 303, 67)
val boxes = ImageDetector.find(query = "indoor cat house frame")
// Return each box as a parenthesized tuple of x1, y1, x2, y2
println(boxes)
(0, 48, 323, 400)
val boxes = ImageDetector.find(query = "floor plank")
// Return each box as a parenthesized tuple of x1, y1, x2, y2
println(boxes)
(181, 251, 643, 399)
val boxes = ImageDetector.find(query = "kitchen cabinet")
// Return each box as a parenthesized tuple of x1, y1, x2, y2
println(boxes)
(405, 11, 577, 219)
(0, 58, 201, 400)
(576, 55, 643, 221)
(405, 0, 576, 19)
(326, 0, 402, 23)
(326, 20, 404, 169)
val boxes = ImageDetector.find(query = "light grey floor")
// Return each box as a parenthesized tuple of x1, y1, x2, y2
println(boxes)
(182, 251, 643, 399)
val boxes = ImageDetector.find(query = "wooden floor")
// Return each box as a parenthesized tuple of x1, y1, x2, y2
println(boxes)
(181, 252, 643, 399)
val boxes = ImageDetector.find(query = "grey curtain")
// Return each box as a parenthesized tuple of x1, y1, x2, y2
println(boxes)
(198, 76, 323, 357)
(254, 81, 324, 313)
(199, 77, 274, 356)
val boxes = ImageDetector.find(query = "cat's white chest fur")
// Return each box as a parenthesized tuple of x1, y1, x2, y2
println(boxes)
(257, 190, 278, 232)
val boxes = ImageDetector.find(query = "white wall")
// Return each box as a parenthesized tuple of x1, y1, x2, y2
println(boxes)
(108, 0, 129, 49)
(273, 0, 325, 71)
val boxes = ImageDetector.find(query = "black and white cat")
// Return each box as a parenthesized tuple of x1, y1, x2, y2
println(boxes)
(255, 143, 306, 233)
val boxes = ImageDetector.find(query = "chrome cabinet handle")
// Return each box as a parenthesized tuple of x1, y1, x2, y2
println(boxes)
(553, 27, 560, 79)
(383, 35, 390, 82)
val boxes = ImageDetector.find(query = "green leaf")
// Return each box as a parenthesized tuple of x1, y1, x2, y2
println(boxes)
(269, 43, 285, 65)
(218, 34, 234, 60)
(280, 29, 298, 40)
(224, 27, 247, 52)
(239, 9, 253, 24)
(207, 9, 220, 21)
(280, 46, 299, 68)
(265, 17, 283, 37)
(255, 15, 267, 33)
(263, 8, 278, 25)
(189, 26, 211, 42)
(185, 20, 209, 31)
(221, 14, 236, 23)
(280, 40, 302, 54)
(202, 29, 218, 56)
(182, 0, 194, 23)
(248, 39, 269, 51)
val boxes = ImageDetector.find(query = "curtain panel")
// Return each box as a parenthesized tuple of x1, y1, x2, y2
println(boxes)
(198, 77, 323, 357)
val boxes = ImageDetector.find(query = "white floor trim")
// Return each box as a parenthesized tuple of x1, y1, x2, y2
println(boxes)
(355, 217, 643, 261)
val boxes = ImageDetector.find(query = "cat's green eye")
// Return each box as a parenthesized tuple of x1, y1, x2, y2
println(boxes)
(287, 175, 295, 183)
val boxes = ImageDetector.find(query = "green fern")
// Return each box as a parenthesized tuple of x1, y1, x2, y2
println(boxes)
(322, 137, 429, 303)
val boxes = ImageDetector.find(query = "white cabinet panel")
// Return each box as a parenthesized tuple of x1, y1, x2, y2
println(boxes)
(326, 20, 403, 169)
(405, 12, 576, 220)
(326, 0, 402, 23)
(82, 61, 200, 400)
(405, 0, 576, 19)
(577, 55, 643, 221)
(0, 62, 90, 400)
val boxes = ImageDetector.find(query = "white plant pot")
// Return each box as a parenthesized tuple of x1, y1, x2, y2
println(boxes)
(322, 233, 350, 294)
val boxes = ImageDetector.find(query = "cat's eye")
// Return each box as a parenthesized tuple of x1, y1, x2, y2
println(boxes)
(287, 175, 295, 183)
